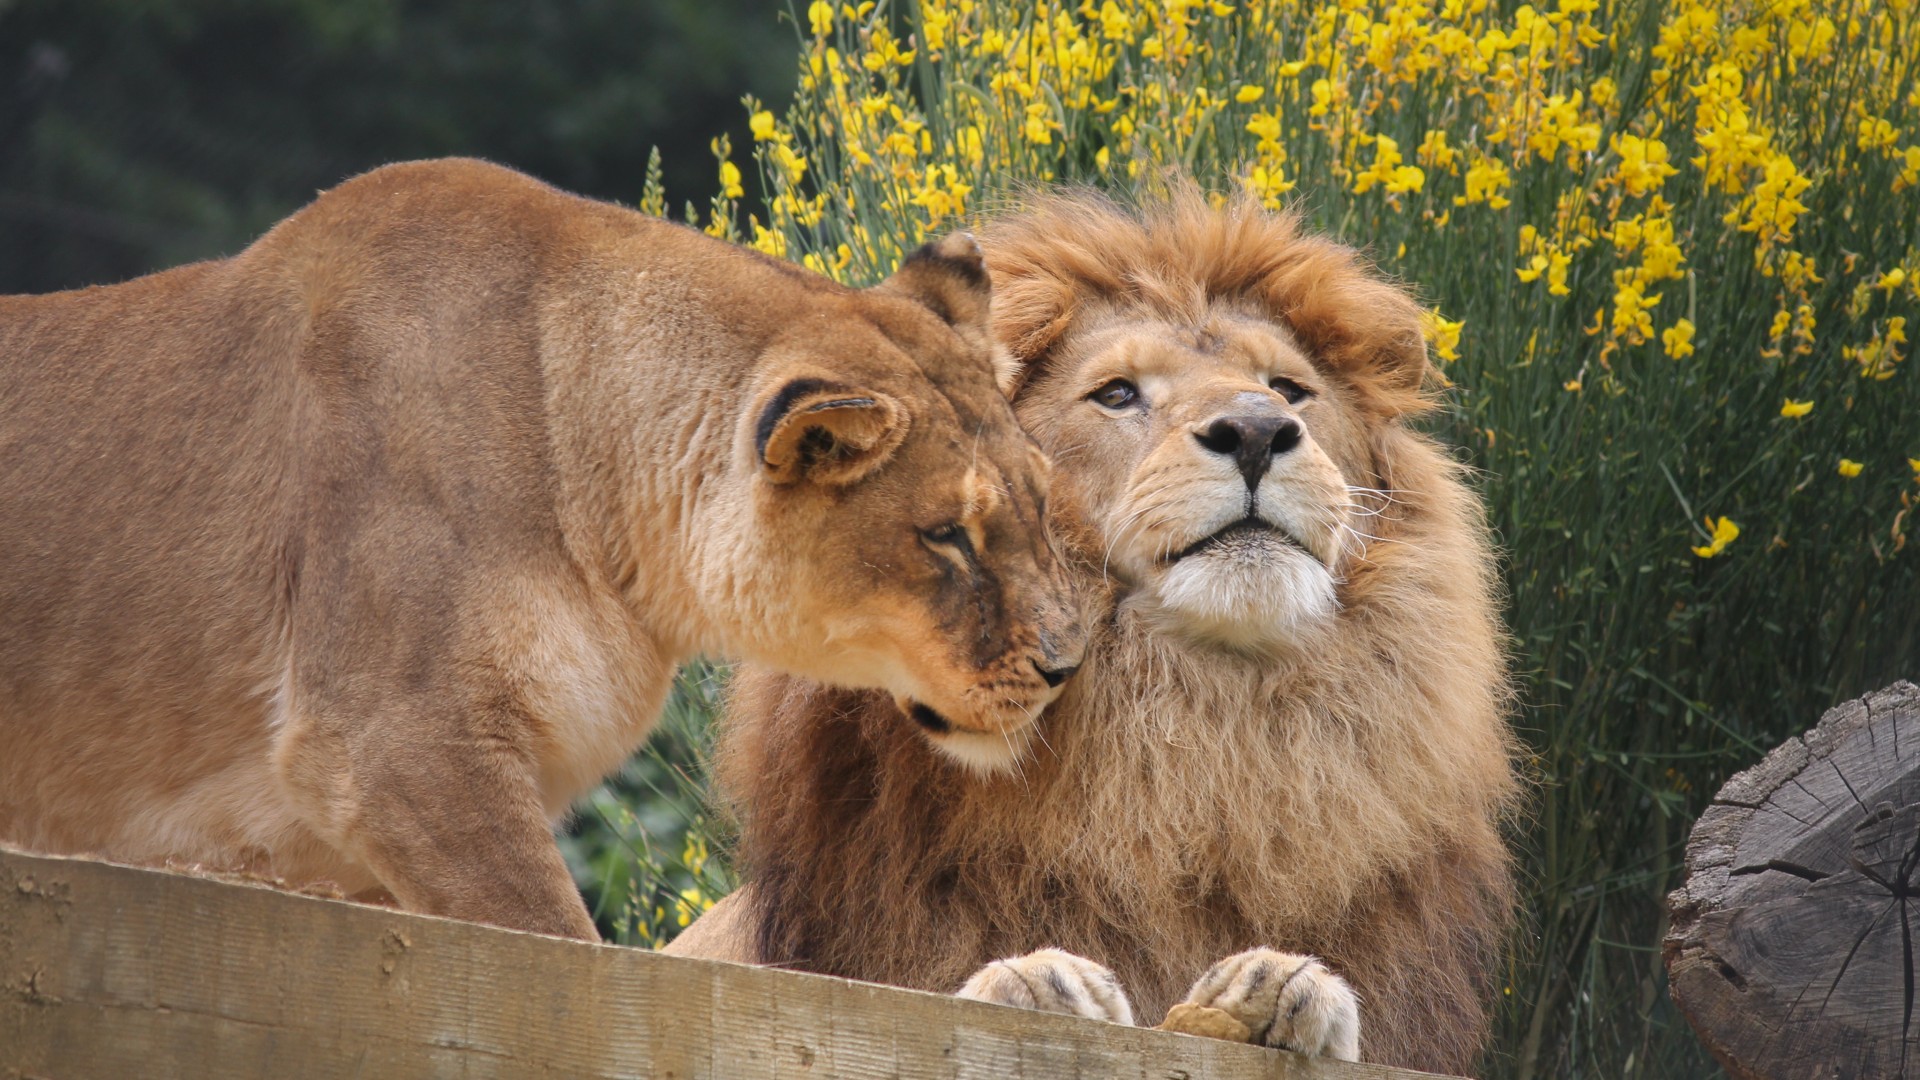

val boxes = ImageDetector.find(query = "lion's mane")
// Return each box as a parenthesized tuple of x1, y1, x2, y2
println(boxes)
(717, 189, 1521, 1074)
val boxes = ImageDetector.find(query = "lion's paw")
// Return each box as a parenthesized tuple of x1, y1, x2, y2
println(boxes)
(956, 947, 1136, 1025)
(1180, 949, 1360, 1061)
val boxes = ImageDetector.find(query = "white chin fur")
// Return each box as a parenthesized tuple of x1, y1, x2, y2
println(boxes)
(1145, 542, 1337, 651)
(924, 723, 1035, 775)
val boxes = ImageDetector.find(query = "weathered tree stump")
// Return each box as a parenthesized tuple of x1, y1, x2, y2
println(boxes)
(1667, 681, 1920, 1080)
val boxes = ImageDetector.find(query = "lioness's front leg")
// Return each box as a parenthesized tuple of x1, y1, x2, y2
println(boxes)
(277, 692, 598, 940)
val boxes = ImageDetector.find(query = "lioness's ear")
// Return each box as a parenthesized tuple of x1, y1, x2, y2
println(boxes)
(754, 379, 911, 487)
(876, 231, 991, 337)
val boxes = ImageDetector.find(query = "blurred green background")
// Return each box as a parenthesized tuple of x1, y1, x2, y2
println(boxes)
(0, 0, 794, 293)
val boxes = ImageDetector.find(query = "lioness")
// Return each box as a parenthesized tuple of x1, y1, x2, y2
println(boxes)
(671, 189, 1519, 1073)
(0, 158, 1083, 940)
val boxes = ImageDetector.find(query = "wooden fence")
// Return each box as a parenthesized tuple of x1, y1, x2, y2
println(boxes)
(2, 846, 1442, 1079)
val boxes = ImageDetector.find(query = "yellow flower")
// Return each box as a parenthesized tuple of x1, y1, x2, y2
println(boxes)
(1417, 129, 1460, 173)
(1245, 109, 1281, 146)
(1837, 458, 1864, 478)
(1779, 399, 1814, 418)
(1780, 251, 1824, 290)
(1909, 458, 1920, 478)
(749, 111, 778, 141)
(1458, 156, 1512, 208)
(674, 886, 714, 928)
(1547, 251, 1573, 297)
(749, 220, 787, 257)
(1516, 254, 1549, 283)
(1878, 267, 1908, 292)
(909, 163, 973, 222)
(1308, 78, 1333, 116)
(1612, 134, 1679, 196)
(1691, 515, 1740, 558)
(1857, 115, 1898, 152)
(1611, 273, 1662, 342)
(1589, 76, 1617, 111)
(1235, 85, 1265, 103)
(1661, 318, 1695, 359)
(1526, 91, 1601, 164)
(807, 0, 833, 36)
(1723, 152, 1814, 245)
(1242, 161, 1295, 204)
(1352, 135, 1424, 195)
(718, 160, 743, 199)
(1896, 147, 1920, 193)
(1022, 102, 1054, 145)
(1421, 308, 1464, 363)
(1096, 1, 1133, 40)
(1849, 315, 1910, 380)
(770, 143, 808, 184)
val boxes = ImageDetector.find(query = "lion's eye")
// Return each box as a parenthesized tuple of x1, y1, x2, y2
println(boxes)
(921, 522, 968, 547)
(1090, 379, 1140, 410)
(1269, 376, 1313, 404)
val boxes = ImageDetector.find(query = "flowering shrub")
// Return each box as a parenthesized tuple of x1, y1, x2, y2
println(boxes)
(606, 1, 1919, 1074)
(562, 662, 735, 949)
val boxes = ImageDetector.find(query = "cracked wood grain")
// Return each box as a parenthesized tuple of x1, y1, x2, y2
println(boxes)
(1, 846, 1449, 1080)
(1666, 681, 1920, 1080)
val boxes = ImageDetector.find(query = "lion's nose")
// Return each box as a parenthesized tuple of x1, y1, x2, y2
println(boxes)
(1194, 413, 1302, 490)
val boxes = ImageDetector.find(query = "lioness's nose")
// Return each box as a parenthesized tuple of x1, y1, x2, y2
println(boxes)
(1195, 414, 1301, 490)
(1034, 660, 1079, 688)
(1036, 621, 1086, 683)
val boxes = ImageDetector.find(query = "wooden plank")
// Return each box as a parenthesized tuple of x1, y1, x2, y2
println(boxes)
(1, 846, 1448, 1079)
(1664, 681, 1920, 1080)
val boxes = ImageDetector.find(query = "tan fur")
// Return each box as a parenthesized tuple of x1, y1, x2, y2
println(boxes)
(678, 188, 1520, 1073)
(0, 158, 1083, 939)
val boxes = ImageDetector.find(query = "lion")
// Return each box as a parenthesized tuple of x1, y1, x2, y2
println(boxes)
(0, 158, 1085, 941)
(667, 188, 1520, 1073)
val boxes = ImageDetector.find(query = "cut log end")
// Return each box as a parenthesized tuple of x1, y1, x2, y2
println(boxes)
(1666, 681, 1920, 1080)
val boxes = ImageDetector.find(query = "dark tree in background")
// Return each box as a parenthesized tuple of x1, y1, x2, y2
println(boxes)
(0, 0, 795, 293)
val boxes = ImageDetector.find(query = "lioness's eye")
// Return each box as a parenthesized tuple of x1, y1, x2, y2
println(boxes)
(1090, 379, 1140, 409)
(1270, 376, 1312, 404)
(921, 522, 968, 547)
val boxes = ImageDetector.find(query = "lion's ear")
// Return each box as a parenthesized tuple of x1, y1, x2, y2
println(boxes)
(1335, 313, 1433, 419)
(754, 378, 911, 487)
(1369, 330, 1433, 409)
(976, 246, 1077, 398)
(876, 231, 991, 338)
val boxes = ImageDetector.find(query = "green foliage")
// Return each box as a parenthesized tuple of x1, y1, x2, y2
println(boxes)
(560, 661, 735, 949)
(580, 0, 1918, 1075)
